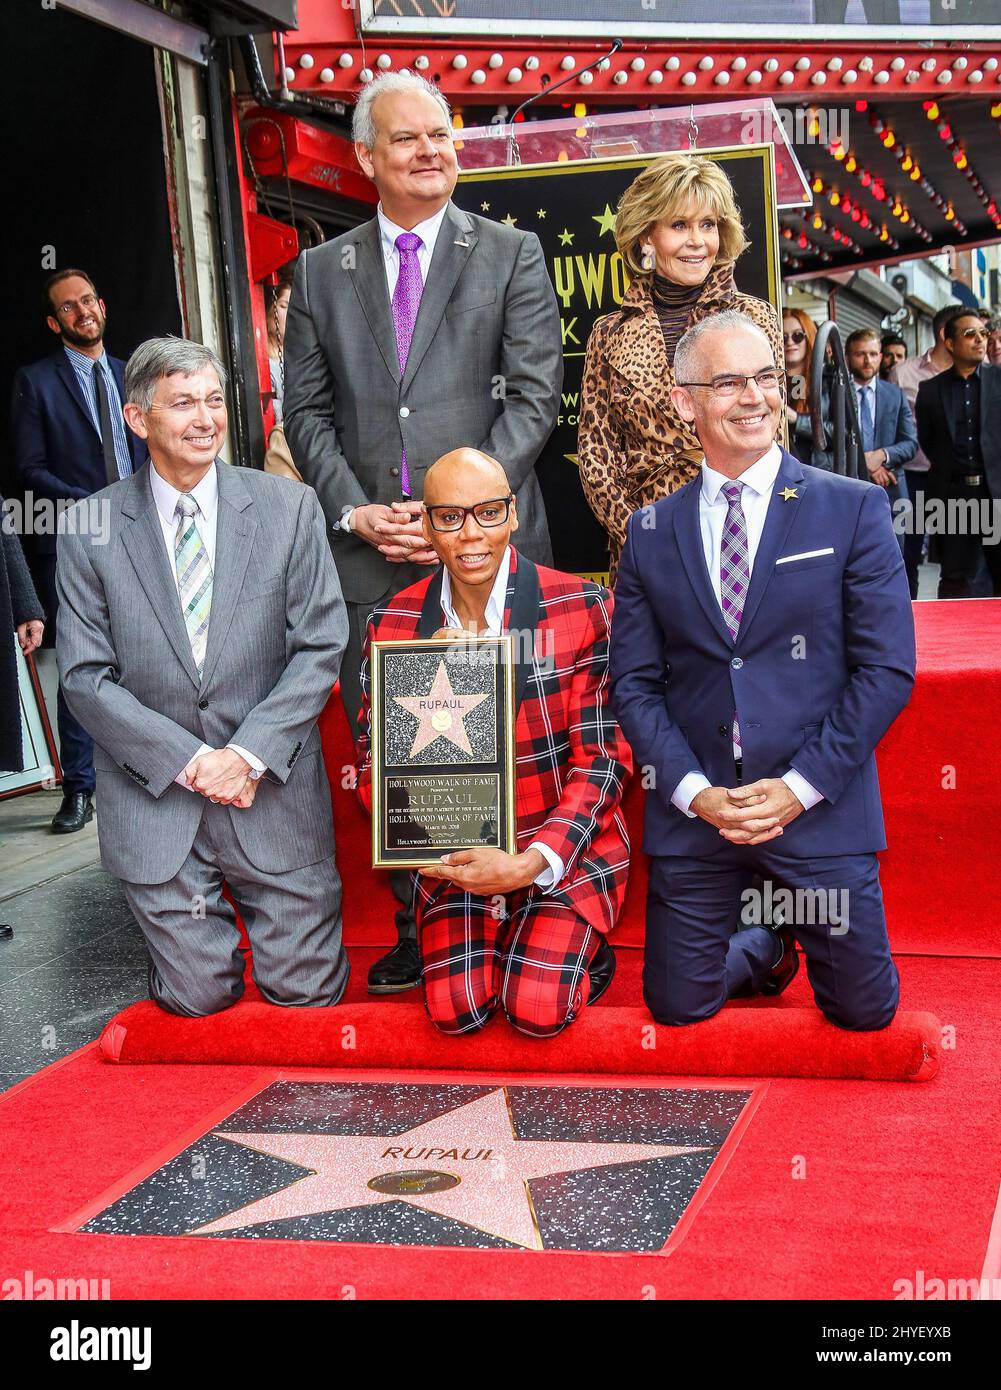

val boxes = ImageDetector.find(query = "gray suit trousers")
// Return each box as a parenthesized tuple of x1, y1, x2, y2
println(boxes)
(122, 799, 349, 1017)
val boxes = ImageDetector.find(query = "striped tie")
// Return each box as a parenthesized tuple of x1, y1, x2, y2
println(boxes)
(174, 493, 212, 676)
(720, 481, 750, 752)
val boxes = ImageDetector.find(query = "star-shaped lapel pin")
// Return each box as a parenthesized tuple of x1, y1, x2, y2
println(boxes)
(779, 487, 799, 502)
(393, 660, 489, 758)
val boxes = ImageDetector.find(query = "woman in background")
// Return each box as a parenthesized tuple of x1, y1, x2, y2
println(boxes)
(578, 153, 784, 579)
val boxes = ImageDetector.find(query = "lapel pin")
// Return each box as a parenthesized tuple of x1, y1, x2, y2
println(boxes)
(454, 238, 470, 248)
(779, 487, 799, 502)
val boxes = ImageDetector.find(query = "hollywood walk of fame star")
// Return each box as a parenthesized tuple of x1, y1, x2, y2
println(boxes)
(501, 213, 518, 227)
(592, 203, 617, 238)
(191, 1089, 708, 1249)
(558, 228, 575, 246)
(393, 660, 489, 757)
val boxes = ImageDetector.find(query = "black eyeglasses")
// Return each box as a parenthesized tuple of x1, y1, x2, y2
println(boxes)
(677, 369, 785, 398)
(425, 495, 515, 533)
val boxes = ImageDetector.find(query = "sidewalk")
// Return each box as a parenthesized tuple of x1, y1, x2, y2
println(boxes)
(0, 790, 147, 1093)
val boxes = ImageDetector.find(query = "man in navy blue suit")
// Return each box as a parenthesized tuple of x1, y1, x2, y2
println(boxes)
(11, 269, 146, 832)
(845, 327, 917, 556)
(610, 311, 915, 1032)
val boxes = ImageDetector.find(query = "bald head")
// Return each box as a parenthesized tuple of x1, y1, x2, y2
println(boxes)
(421, 448, 518, 598)
(424, 448, 510, 505)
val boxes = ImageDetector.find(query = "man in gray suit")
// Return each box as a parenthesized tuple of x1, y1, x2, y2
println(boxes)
(56, 338, 350, 1017)
(284, 69, 563, 992)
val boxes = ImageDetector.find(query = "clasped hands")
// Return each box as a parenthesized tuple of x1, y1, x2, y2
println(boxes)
(182, 748, 258, 809)
(351, 501, 438, 566)
(421, 846, 547, 896)
(691, 778, 804, 845)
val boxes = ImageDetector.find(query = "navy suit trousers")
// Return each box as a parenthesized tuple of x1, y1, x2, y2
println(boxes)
(644, 845, 899, 1031)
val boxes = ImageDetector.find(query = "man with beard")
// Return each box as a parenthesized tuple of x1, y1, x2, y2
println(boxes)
(12, 270, 146, 832)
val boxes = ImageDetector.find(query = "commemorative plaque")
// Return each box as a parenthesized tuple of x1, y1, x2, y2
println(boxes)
(370, 636, 517, 869)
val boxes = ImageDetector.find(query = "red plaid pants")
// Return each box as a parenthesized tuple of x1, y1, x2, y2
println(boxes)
(415, 879, 599, 1038)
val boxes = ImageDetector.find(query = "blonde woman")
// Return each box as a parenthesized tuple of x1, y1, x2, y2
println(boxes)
(578, 153, 784, 578)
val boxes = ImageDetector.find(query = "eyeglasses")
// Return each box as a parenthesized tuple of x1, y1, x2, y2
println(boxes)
(959, 328, 989, 341)
(783, 330, 807, 345)
(425, 495, 514, 533)
(678, 369, 785, 397)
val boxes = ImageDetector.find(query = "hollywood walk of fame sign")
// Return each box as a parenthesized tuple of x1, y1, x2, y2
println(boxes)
(75, 1078, 760, 1253)
(370, 636, 516, 868)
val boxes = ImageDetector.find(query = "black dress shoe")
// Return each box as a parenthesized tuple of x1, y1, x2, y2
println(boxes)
(50, 792, 94, 835)
(368, 938, 422, 994)
(587, 937, 617, 1005)
(761, 927, 800, 997)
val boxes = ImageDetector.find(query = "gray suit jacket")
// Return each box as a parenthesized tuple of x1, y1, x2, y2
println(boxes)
(283, 200, 562, 604)
(55, 461, 348, 885)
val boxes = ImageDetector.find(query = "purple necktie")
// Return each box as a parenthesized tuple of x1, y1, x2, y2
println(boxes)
(720, 481, 750, 751)
(391, 231, 424, 496)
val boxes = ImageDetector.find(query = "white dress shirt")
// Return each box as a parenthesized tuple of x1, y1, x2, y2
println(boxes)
(376, 201, 450, 297)
(440, 549, 564, 890)
(672, 443, 823, 818)
(148, 461, 266, 788)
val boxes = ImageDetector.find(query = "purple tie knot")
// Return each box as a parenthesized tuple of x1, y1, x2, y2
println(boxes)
(722, 481, 743, 507)
(396, 232, 423, 256)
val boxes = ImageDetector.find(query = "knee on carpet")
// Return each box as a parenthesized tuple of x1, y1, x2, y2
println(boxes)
(822, 1000, 899, 1032)
(643, 982, 723, 1028)
(153, 978, 243, 1019)
(423, 987, 497, 1036)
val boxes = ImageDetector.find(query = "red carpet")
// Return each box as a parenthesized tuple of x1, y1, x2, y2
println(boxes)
(1, 956, 997, 1300)
(323, 600, 1001, 960)
(98, 1000, 940, 1082)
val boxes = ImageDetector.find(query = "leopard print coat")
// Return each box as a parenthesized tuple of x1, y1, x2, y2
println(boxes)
(577, 262, 785, 580)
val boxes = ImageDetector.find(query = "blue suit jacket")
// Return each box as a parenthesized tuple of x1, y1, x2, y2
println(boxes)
(11, 350, 147, 554)
(865, 377, 918, 470)
(609, 451, 916, 857)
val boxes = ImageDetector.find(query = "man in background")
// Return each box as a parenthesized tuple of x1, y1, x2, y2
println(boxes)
(284, 70, 562, 994)
(890, 303, 961, 598)
(845, 327, 917, 555)
(879, 334, 907, 380)
(915, 311, 1001, 599)
(11, 269, 146, 832)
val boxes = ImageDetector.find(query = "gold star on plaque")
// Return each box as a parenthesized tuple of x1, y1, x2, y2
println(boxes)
(537, 208, 547, 219)
(592, 203, 617, 237)
(779, 487, 799, 501)
(394, 661, 489, 758)
(480, 201, 490, 212)
(558, 228, 574, 246)
(501, 213, 518, 227)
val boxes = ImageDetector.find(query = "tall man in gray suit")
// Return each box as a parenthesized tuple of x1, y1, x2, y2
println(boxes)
(284, 69, 563, 992)
(56, 338, 350, 1017)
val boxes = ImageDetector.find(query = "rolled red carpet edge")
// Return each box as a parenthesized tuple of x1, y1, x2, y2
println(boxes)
(98, 1002, 940, 1082)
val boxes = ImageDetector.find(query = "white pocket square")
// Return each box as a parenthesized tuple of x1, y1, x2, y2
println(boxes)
(775, 547, 835, 565)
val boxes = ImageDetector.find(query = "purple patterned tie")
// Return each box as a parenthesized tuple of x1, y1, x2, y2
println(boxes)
(391, 231, 424, 496)
(720, 481, 750, 751)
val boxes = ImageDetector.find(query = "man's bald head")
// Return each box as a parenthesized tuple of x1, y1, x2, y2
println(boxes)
(421, 447, 518, 597)
(424, 448, 510, 505)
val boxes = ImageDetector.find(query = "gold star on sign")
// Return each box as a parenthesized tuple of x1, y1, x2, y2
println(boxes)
(592, 203, 617, 237)
(558, 228, 574, 246)
(537, 208, 547, 219)
(564, 452, 579, 468)
(480, 201, 490, 212)
(779, 487, 799, 501)
(501, 213, 518, 227)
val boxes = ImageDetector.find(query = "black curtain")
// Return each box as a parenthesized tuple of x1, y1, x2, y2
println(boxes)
(0, 0, 182, 499)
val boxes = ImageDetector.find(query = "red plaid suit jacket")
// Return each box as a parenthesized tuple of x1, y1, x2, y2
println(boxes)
(356, 548, 632, 935)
